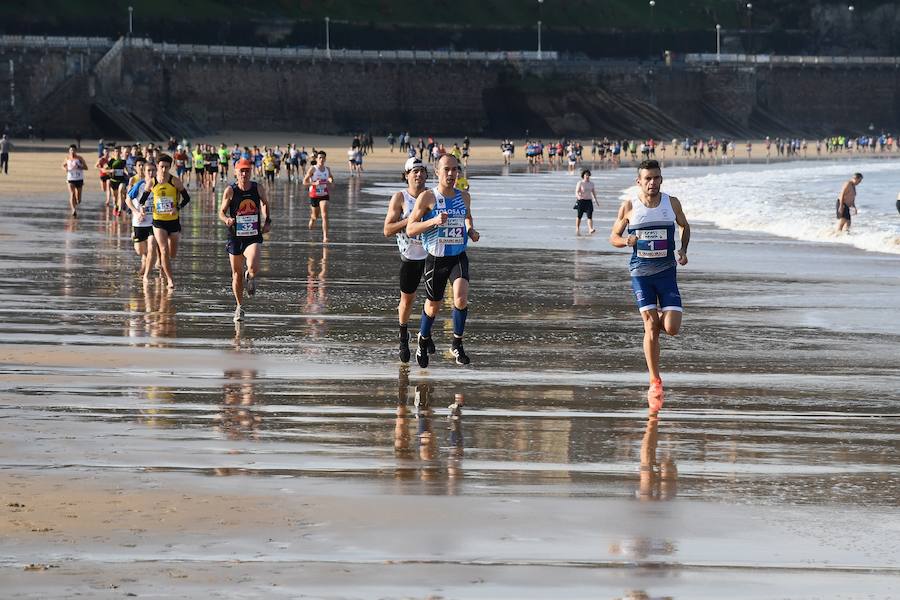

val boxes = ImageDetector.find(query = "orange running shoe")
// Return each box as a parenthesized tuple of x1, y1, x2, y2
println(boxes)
(648, 378, 664, 414)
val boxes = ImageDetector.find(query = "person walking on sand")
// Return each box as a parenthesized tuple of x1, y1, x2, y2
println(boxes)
(609, 159, 690, 414)
(303, 151, 334, 243)
(836, 172, 862, 232)
(574, 168, 600, 235)
(383, 157, 430, 363)
(406, 154, 480, 367)
(62, 144, 87, 216)
(0, 134, 10, 174)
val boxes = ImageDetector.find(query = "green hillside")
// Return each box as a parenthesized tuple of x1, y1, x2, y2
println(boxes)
(1, 0, 878, 31)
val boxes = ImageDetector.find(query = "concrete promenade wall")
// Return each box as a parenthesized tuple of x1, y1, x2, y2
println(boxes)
(3, 37, 899, 138)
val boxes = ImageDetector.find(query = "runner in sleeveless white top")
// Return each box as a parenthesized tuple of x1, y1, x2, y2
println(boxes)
(302, 151, 334, 243)
(383, 157, 430, 363)
(62, 144, 87, 217)
(406, 154, 480, 367)
(609, 159, 690, 414)
(124, 156, 159, 283)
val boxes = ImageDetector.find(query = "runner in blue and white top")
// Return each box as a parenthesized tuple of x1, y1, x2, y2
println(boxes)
(124, 156, 158, 283)
(405, 154, 480, 367)
(383, 156, 430, 363)
(610, 159, 690, 414)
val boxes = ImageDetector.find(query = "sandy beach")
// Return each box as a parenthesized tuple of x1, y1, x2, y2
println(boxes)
(1, 147, 898, 598)
(3, 132, 898, 197)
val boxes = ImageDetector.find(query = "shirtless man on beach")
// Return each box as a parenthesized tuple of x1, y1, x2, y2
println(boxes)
(609, 160, 690, 414)
(574, 168, 599, 235)
(836, 173, 862, 232)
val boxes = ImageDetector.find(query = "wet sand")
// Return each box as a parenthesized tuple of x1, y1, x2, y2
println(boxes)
(1, 157, 899, 598)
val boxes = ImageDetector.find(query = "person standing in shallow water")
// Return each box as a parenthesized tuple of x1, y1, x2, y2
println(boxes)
(609, 159, 690, 414)
(835, 172, 862, 232)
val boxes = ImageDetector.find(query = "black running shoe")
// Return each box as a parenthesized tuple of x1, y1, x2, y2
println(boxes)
(451, 339, 470, 365)
(399, 332, 411, 363)
(416, 334, 430, 368)
(426, 336, 436, 355)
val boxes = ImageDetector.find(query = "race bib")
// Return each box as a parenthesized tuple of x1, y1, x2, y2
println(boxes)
(155, 195, 175, 215)
(437, 217, 466, 244)
(636, 228, 668, 258)
(235, 214, 259, 236)
(113, 169, 125, 177)
(68, 168, 83, 181)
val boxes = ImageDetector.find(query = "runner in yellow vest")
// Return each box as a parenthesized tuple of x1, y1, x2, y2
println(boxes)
(138, 154, 191, 289)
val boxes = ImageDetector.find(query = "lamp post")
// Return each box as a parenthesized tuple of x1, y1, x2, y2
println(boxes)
(649, 0, 656, 59)
(847, 5, 855, 57)
(537, 0, 544, 60)
(716, 23, 721, 59)
(746, 3, 753, 56)
(128, 6, 133, 36)
(325, 16, 331, 59)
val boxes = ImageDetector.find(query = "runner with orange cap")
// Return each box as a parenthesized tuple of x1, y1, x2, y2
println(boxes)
(219, 157, 271, 323)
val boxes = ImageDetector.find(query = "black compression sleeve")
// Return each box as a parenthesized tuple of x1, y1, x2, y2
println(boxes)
(178, 188, 191, 208)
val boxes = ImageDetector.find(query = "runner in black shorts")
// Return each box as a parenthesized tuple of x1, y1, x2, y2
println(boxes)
(383, 157, 430, 362)
(106, 146, 128, 217)
(406, 154, 480, 367)
(302, 151, 334, 243)
(219, 158, 271, 323)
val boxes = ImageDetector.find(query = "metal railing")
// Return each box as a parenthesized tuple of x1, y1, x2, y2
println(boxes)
(93, 36, 125, 75)
(126, 37, 557, 62)
(0, 35, 112, 50)
(685, 52, 900, 66)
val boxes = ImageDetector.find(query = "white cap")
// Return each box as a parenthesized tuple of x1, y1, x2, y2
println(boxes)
(404, 157, 425, 172)
(177, 144, 183, 150)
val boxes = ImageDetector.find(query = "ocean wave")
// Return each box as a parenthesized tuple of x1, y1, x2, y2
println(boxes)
(621, 161, 900, 255)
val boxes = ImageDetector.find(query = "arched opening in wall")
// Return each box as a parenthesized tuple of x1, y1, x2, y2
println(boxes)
(90, 104, 130, 139)
(482, 85, 551, 138)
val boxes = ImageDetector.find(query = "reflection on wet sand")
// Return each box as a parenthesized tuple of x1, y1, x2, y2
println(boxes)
(393, 368, 465, 488)
(608, 414, 678, 565)
(304, 246, 329, 341)
(125, 283, 176, 343)
(137, 385, 177, 428)
(216, 368, 261, 442)
(638, 415, 677, 501)
(613, 592, 674, 600)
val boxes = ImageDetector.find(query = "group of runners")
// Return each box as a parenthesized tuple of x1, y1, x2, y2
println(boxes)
(506, 133, 900, 170)
(379, 153, 687, 412)
(64, 137, 695, 414)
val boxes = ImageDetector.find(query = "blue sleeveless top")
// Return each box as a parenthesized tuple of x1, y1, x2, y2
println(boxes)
(421, 187, 468, 257)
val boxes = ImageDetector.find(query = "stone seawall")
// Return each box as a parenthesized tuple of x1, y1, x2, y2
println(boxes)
(3, 38, 899, 139)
